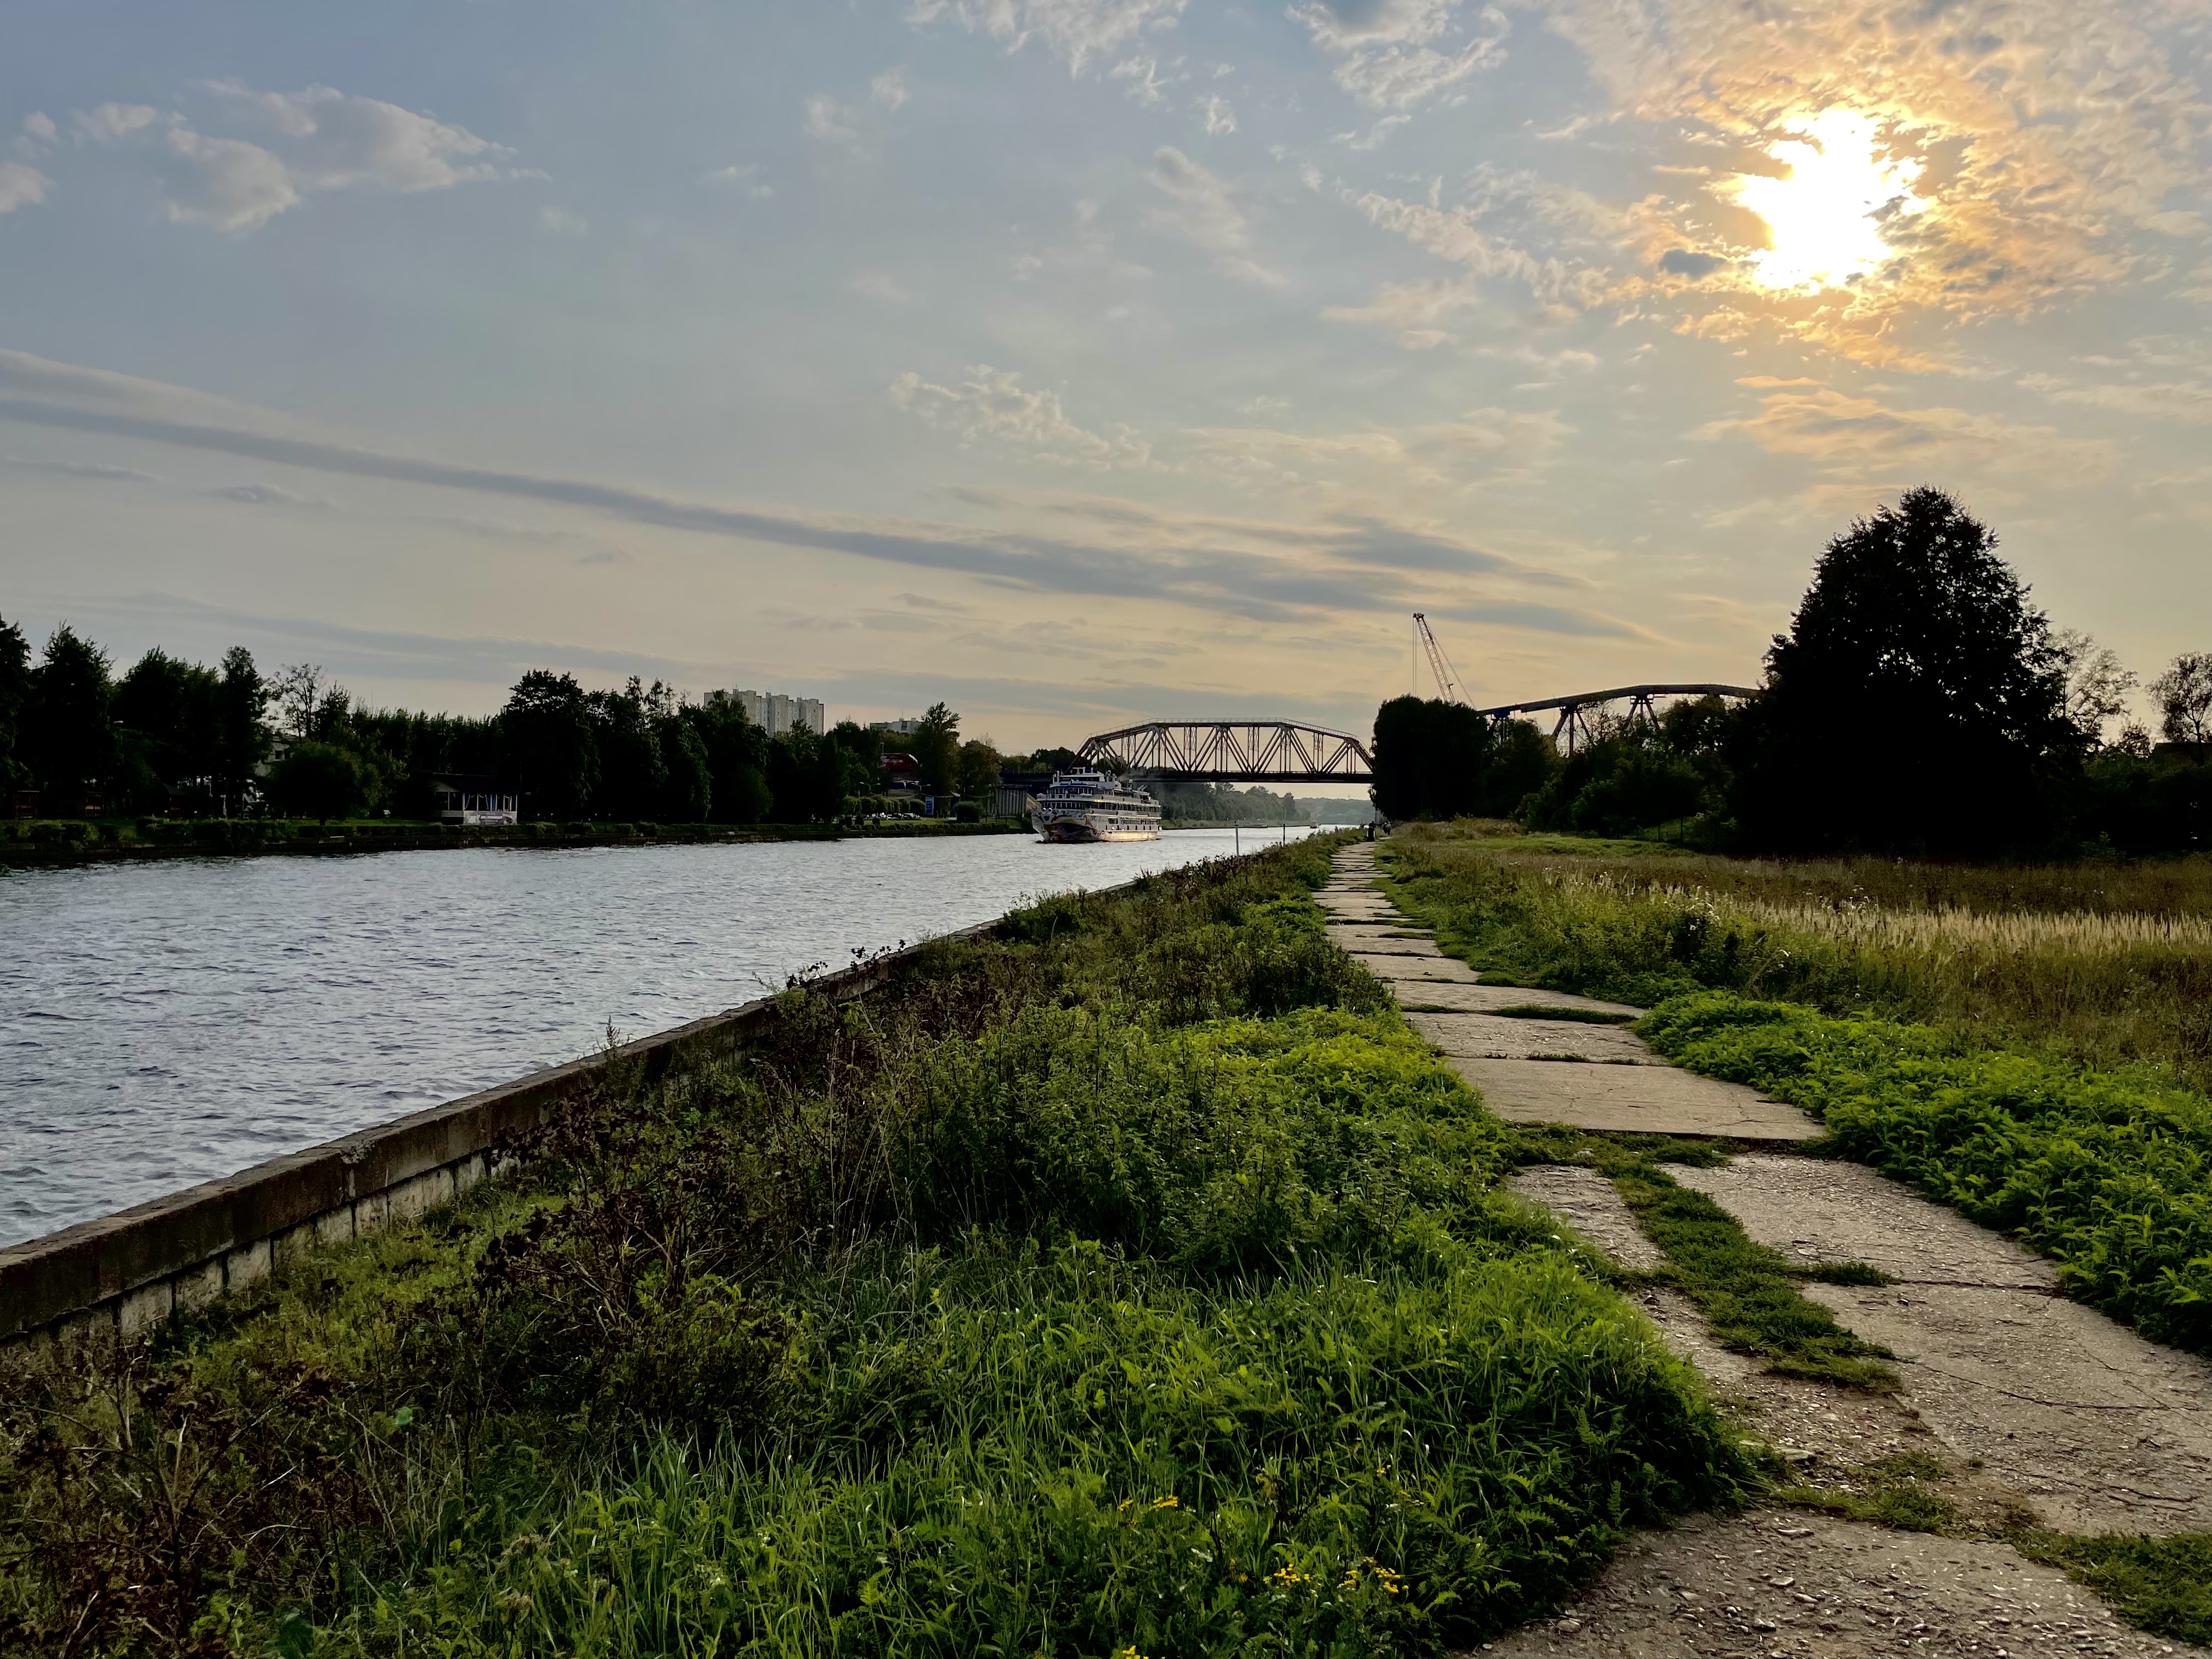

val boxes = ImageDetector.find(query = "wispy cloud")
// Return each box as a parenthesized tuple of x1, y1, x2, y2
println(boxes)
(0, 349, 1623, 635)
(71, 82, 515, 232)
(907, 0, 1189, 76)
(1146, 148, 1288, 289)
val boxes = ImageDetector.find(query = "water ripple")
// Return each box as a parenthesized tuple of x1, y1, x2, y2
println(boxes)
(0, 828, 1312, 1245)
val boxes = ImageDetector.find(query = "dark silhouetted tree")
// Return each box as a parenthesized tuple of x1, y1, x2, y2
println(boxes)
(1370, 697, 1553, 821)
(269, 740, 365, 821)
(2152, 652, 2212, 747)
(685, 692, 773, 823)
(501, 670, 599, 819)
(1730, 487, 2078, 854)
(0, 613, 29, 789)
(212, 648, 269, 814)
(912, 702, 961, 801)
(589, 679, 666, 820)
(26, 625, 116, 813)
(654, 708, 711, 821)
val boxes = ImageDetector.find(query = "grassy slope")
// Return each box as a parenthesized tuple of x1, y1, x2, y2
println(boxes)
(1, 837, 1749, 1659)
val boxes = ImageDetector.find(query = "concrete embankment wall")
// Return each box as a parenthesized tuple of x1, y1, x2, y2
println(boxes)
(0, 919, 1000, 1350)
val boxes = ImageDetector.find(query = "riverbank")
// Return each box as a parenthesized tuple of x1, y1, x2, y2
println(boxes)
(0, 814, 1028, 867)
(0, 833, 1749, 1656)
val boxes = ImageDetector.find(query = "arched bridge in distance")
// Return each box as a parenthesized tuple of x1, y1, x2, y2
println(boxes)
(1074, 686, 1763, 781)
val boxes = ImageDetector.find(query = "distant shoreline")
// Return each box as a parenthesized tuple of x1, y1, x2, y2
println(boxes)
(0, 816, 1029, 868)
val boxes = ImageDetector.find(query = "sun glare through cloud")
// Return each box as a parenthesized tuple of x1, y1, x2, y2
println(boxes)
(1723, 110, 1925, 292)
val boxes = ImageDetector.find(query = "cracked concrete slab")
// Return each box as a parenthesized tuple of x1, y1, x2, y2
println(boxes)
(1410, 1010, 1661, 1064)
(1392, 981, 1646, 1017)
(1804, 1281, 2212, 1535)
(1446, 1056, 1827, 1142)
(1508, 1165, 1664, 1269)
(1479, 1509, 2205, 1658)
(1323, 927, 1444, 957)
(1672, 1156, 2057, 1289)
(1346, 951, 1485, 984)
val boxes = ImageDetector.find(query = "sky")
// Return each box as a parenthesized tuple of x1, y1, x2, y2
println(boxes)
(3, 0, 2208, 760)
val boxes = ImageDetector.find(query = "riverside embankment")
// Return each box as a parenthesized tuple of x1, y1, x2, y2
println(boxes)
(0, 813, 1023, 869)
(0, 832, 1750, 1657)
(1, 827, 1315, 1246)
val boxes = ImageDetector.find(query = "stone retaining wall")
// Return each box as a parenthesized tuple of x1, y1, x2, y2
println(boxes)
(0, 919, 999, 1349)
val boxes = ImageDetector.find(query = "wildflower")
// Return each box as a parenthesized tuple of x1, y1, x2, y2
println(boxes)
(1149, 1494, 1180, 1510)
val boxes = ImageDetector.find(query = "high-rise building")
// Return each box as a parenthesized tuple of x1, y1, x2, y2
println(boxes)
(866, 718, 924, 736)
(732, 690, 827, 736)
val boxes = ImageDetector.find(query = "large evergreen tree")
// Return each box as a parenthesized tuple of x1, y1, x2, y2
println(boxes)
(211, 647, 269, 814)
(1731, 487, 2079, 854)
(0, 613, 29, 790)
(25, 625, 116, 812)
(500, 669, 599, 819)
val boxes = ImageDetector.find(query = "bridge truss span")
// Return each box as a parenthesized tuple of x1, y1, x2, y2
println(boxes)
(1079, 720, 1374, 783)
(1475, 682, 1760, 756)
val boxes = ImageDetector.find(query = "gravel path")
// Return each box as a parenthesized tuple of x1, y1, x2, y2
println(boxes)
(1323, 842, 2212, 1656)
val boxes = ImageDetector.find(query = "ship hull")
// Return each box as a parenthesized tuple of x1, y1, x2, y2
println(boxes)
(1037, 815, 1160, 843)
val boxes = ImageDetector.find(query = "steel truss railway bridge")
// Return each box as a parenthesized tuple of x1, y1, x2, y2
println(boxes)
(1075, 686, 1759, 784)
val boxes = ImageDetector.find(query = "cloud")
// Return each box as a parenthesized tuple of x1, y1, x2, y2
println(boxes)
(538, 205, 588, 234)
(1197, 95, 1235, 136)
(1291, 0, 1509, 109)
(210, 482, 333, 507)
(1146, 147, 1288, 289)
(0, 162, 50, 213)
(21, 112, 58, 145)
(871, 68, 912, 110)
(906, 0, 1189, 76)
(0, 349, 1621, 633)
(849, 271, 912, 303)
(1333, 187, 1609, 329)
(1657, 247, 1729, 279)
(702, 162, 773, 198)
(1183, 406, 1573, 493)
(2022, 377, 2212, 426)
(72, 83, 512, 231)
(205, 82, 508, 194)
(1693, 385, 2118, 493)
(76, 103, 160, 143)
(1539, 0, 2204, 352)
(156, 128, 299, 230)
(1334, 115, 1409, 150)
(888, 365, 1149, 467)
(803, 95, 856, 144)
(2, 453, 162, 482)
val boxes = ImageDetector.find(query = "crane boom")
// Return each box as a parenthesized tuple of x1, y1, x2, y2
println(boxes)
(1412, 613, 1466, 704)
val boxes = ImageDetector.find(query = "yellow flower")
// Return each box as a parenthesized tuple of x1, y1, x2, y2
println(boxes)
(1149, 1494, 1181, 1510)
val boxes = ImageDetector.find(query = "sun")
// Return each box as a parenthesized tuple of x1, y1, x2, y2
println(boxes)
(1722, 110, 1925, 291)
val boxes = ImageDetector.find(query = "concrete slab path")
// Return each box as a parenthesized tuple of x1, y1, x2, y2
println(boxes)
(1318, 839, 2212, 1655)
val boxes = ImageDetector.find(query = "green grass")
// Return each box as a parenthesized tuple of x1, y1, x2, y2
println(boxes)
(1638, 992, 2212, 1356)
(1489, 1126, 1898, 1390)
(2013, 1531, 2212, 1647)
(2, 836, 1754, 1658)
(1773, 1452, 1959, 1534)
(1487, 1006, 1639, 1025)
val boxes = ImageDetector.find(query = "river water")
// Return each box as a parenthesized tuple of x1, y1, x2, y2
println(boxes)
(1, 827, 1321, 1247)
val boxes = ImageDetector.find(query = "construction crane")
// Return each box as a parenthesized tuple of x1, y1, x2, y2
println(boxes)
(1412, 613, 1467, 705)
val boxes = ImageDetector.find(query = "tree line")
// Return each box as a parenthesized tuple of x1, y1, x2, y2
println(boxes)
(0, 619, 1041, 825)
(1372, 487, 2212, 857)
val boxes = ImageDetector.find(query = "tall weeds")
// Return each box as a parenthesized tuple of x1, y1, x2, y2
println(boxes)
(1384, 825, 2212, 1088)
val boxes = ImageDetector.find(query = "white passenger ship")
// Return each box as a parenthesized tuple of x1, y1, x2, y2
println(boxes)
(1031, 769, 1162, 843)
